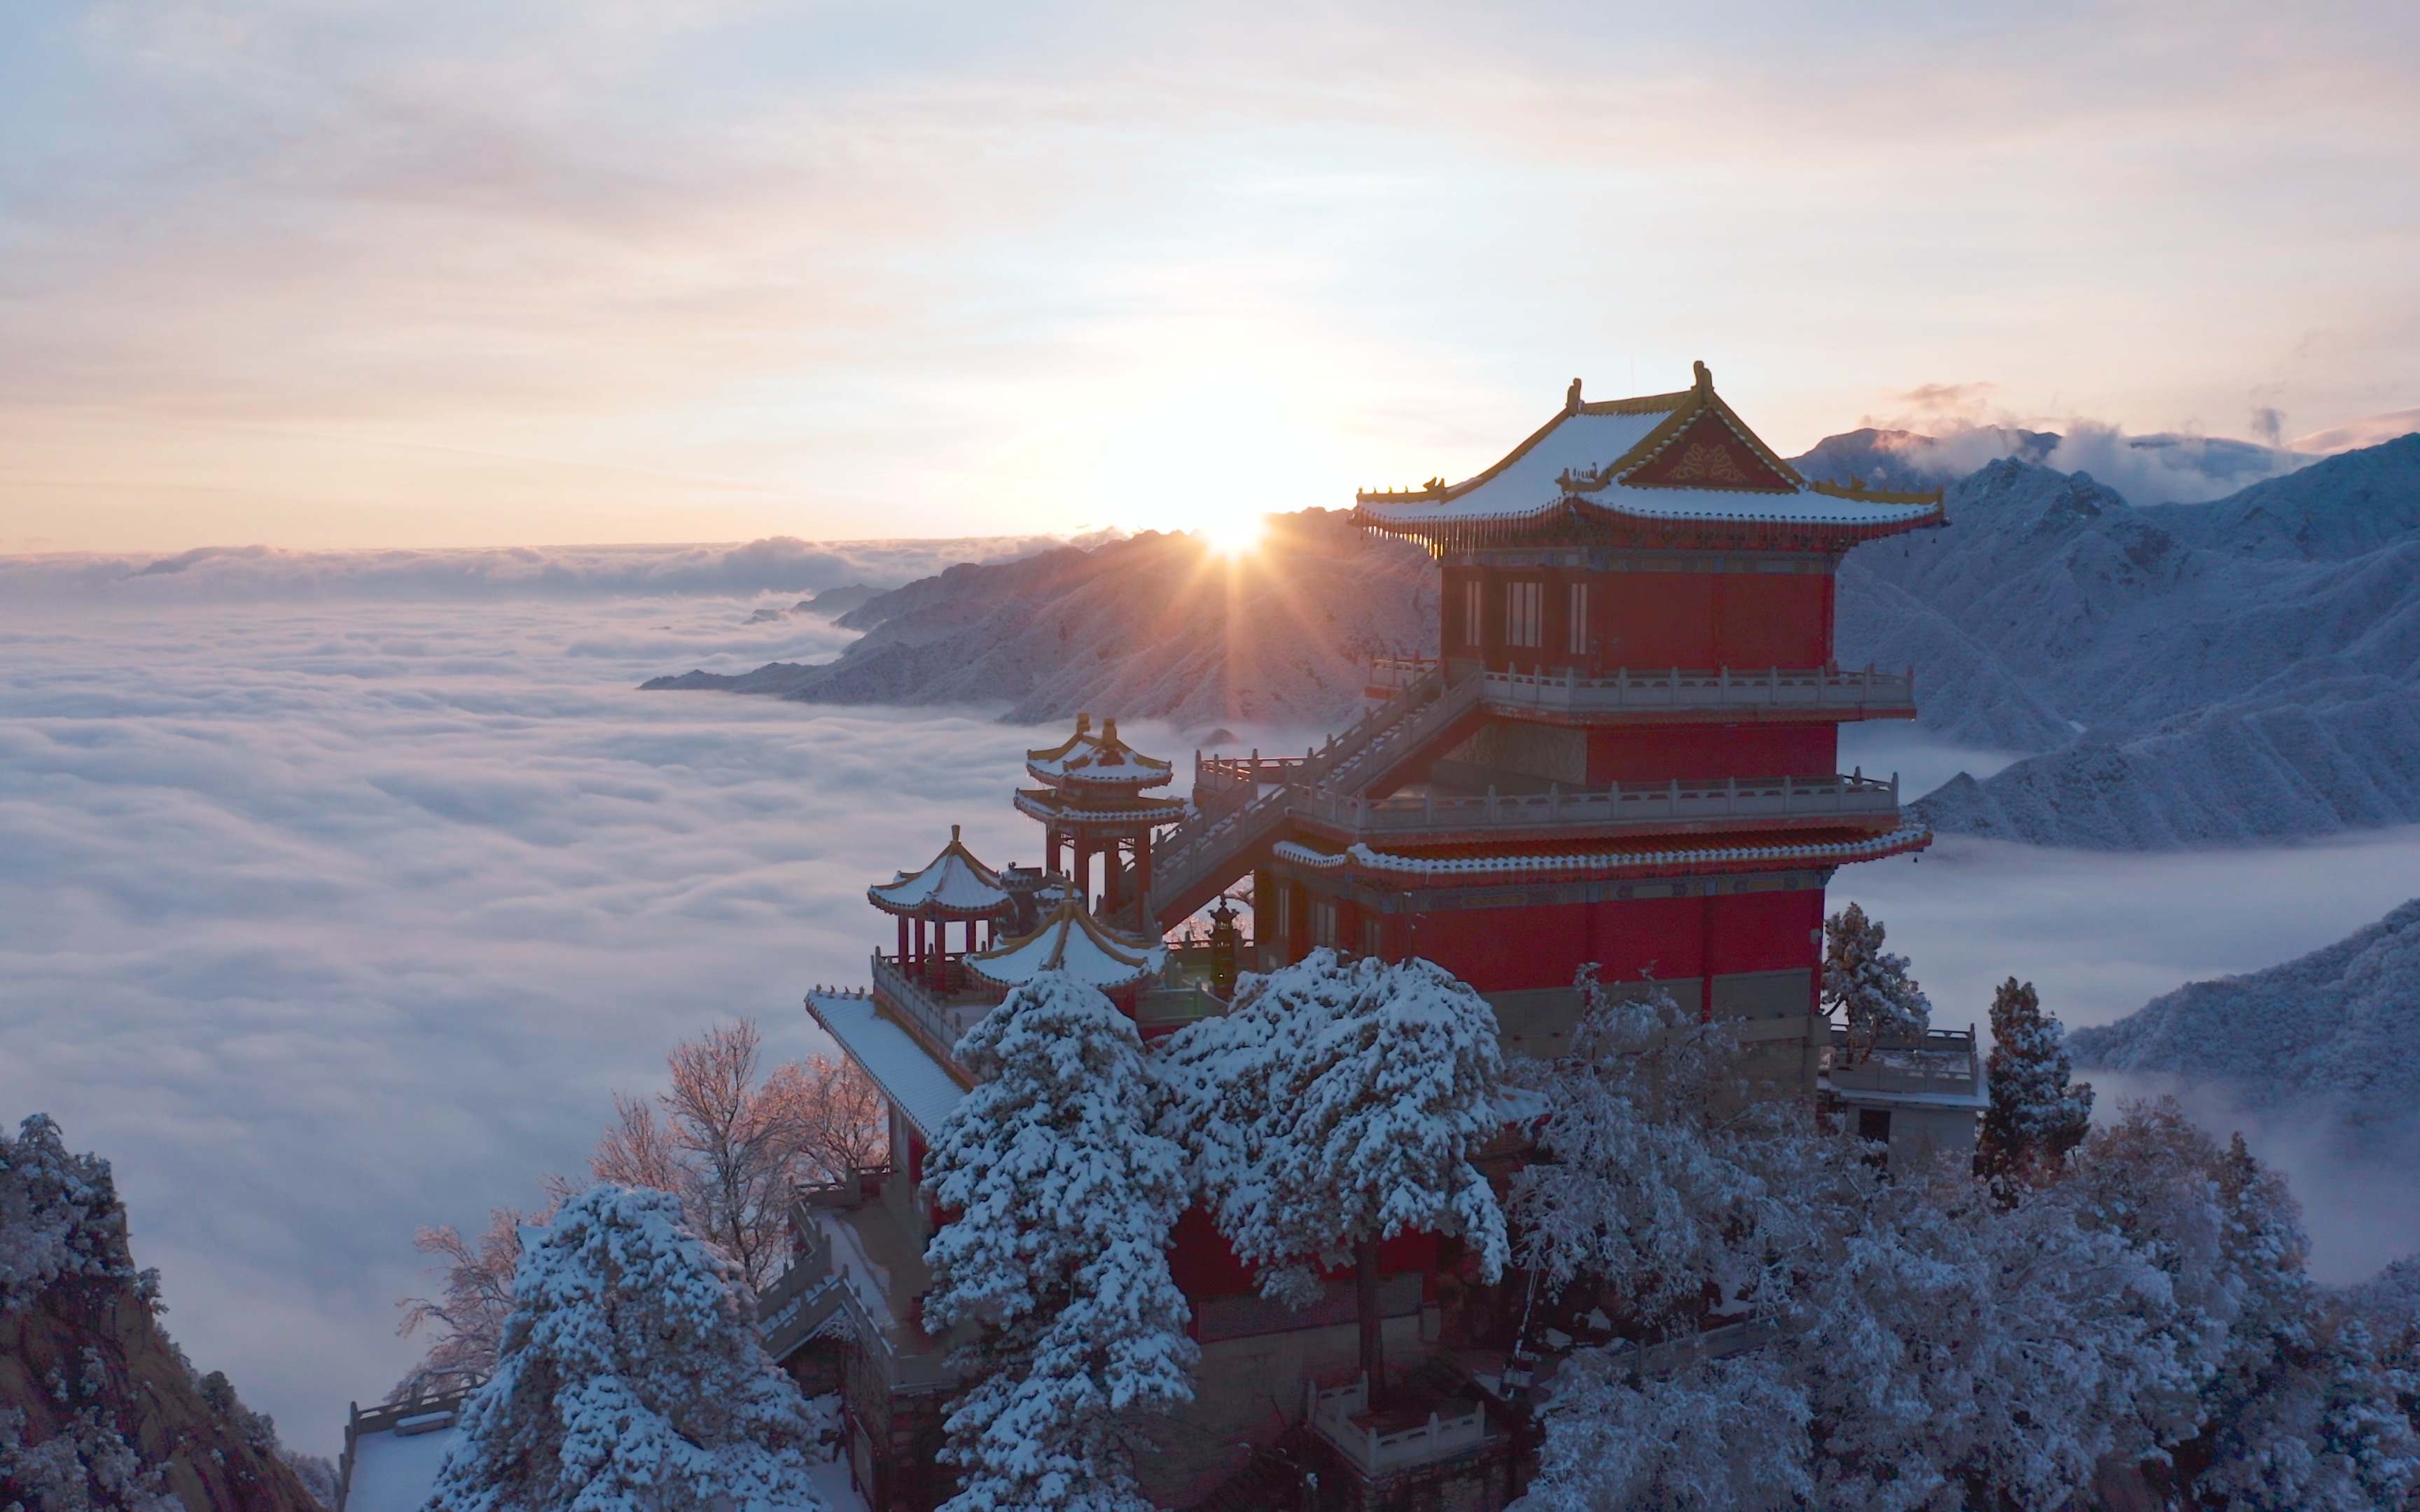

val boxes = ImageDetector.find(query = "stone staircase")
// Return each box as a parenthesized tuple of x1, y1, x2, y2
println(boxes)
(1140, 666, 1488, 928)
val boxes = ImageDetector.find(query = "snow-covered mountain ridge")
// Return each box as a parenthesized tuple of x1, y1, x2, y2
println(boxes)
(1822, 436, 2420, 847)
(644, 511, 1437, 728)
(2068, 897, 2420, 1147)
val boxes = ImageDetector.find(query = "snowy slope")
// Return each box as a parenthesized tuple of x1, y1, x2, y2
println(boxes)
(1827, 438, 2420, 848)
(646, 512, 1438, 729)
(2068, 898, 2420, 1144)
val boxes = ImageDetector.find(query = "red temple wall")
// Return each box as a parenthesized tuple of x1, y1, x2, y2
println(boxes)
(1583, 722, 1837, 784)
(1441, 564, 1836, 673)
(1382, 886, 1824, 996)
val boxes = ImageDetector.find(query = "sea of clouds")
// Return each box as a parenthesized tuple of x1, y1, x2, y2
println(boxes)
(4, 547, 2417, 1455)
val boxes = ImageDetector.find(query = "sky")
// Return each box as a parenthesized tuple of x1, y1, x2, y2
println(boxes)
(6, 0, 2420, 552)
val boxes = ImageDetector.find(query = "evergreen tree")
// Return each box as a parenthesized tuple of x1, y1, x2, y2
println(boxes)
(424, 1184, 825, 1512)
(1512, 979, 2188, 1512)
(1977, 976, 2093, 1186)
(921, 970, 1195, 1512)
(1821, 902, 1931, 1060)
(1159, 950, 1507, 1389)
(2070, 1103, 2420, 1509)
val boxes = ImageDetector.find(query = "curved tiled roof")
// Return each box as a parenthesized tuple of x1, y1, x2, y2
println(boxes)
(867, 826, 1013, 918)
(1353, 363, 1943, 546)
(1025, 714, 1175, 790)
(964, 896, 1166, 993)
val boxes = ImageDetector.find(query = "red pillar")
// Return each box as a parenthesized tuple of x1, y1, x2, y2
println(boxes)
(897, 913, 909, 965)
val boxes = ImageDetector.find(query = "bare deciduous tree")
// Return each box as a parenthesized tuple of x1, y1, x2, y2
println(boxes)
(396, 1023, 889, 1392)
(394, 1204, 548, 1400)
(585, 1022, 889, 1290)
(772, 1054, 890, 1181)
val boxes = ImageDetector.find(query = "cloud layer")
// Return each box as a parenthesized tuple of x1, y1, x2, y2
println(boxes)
(4, 580, 2416, 1452)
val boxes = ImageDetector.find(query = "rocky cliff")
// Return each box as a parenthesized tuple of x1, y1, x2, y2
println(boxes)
(0, 1114, 323, 1512)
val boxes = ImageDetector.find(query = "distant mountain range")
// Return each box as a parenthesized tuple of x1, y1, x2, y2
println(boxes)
(2068, 897, 2420, 1147)
(644, 510, 1435, 729)
(1814, 435, 2420, 848)
(647, 431, 2420, 850)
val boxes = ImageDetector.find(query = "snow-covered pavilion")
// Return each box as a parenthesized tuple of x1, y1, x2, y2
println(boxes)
(963, 895, 1166, 1002)
(865, 826, 1013, 991)
(1013, 715, 1186, 927)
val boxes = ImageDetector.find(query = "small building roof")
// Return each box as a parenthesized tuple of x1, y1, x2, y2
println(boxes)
(868, 826, 1013, 918)
(1025, 715, 1175, 790)
(1353, 363, 1944, 547)
(806, 990, 971, 1140)
(964, 896, 1167, 993)
(1012, 788, 1191, 830)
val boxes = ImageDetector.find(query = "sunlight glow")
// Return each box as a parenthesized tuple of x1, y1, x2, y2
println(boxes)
(1199, 511, 1268, 558)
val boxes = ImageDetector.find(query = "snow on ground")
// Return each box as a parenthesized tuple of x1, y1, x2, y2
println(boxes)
(4, 584, 2416, 1452)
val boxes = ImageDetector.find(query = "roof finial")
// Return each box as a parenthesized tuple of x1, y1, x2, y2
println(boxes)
(1103, 717, 1118, 740)
(1076, 713, 1091, 734)
(951, 823, 961, 841)
(1566, 376, 1583, 414)
(1693, 360, 1712, 393)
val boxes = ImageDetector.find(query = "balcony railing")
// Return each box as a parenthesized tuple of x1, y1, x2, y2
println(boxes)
(1298, 771, 1899, 839)
(869, 951, 994, 1056)
(1307, 1374, 1489, 1476)
(1366, 657, 1914, 716)
(830, 1265, 959, 1393)
(1825, 1026, 1983, 1102)
(757, 1222, 846, 1364)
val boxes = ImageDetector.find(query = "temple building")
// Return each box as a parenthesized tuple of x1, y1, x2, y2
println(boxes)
(788, 365, 1954, 1511)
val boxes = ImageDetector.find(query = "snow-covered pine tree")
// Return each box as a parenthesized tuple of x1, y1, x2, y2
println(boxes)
(424, 1184, 825, 1512)
(1977, 976, 2093, 1186)
(2183, 1134, 2420, 1510)
(1160, 950, 1507, 1389)
(2069, 1102, 2420, 1508)
(920, 969, 1195, 1512)
(1512, 983, 2188, 1512)
(1512, 972, 1814, 1343)
(1821, 902, 1931, 1060)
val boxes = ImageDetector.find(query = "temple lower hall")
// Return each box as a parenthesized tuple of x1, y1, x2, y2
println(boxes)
(781, 365, 1979, 1511)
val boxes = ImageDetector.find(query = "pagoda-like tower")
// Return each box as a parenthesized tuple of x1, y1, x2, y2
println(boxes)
(1145, 363, 1943, 1089)
(1015, 715, 1185, 926)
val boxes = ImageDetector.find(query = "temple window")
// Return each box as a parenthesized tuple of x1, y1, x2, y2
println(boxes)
(1567, 582, 1590, 654)
(1505, 580, 1543, 648)
(1308, 896, 1337, 951)
(1461, 578, 1484, 648)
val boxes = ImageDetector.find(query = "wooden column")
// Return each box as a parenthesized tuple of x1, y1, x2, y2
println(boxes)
(897, 913, 909, 965)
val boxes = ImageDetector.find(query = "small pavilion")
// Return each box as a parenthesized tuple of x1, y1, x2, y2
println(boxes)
(865, 826, 1013, 992)
(1013, 715, 1186, 927)
(964, 895, 1168, 1018)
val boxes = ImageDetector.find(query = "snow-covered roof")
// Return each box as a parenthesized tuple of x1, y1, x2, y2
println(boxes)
(805, 990, 970, 1140)
(341, 1417, 458, 1512)
(964, 897, 1166, 993)
(867, 826, 1013, 918)
(1025, 715, 1174, 790)
(1012, 788, 1191, 829)
(1353, 365, 1943, 544)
